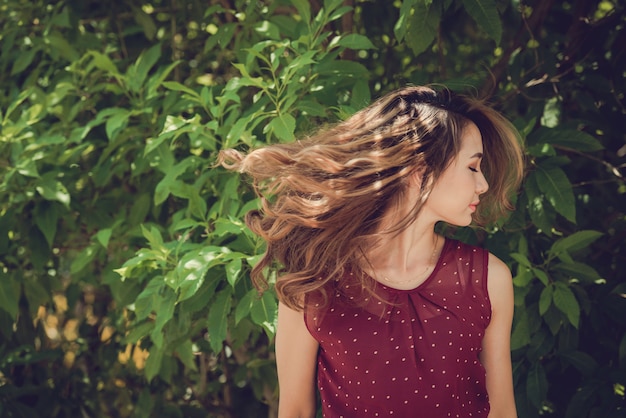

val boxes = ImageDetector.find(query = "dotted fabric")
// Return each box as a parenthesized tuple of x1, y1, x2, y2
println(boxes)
(304, 238, 492, 418)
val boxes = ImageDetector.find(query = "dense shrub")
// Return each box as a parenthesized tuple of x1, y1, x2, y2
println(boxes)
(0, 0, 624, 417)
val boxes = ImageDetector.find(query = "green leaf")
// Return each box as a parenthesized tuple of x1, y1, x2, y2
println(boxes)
(513, 267, 533, 287)
(128, 194, 152, 226)
(250, 291, 278, 336)
(532, 127, 604, 152)
(236, 289, 255, 325)
(147, 115, 200, 157)
(394, 0, 418, 41)
(207, 288, 232, 353)
(225, 258, 243, 287)
(351, 79, 371, 109)
(35, 175, 70, 208)
(135, 277, 164, 320)
(552, 262, 603, 284)
(232, 64, 266, 89)
(535, 165, 576, 222)
(131, 43, 162, 90)
(541, 96, 561, 127)
(85, 51, 121, 76)
(70, 244, 98, 274)
(16, 158, 40, 178)
(150, 287, 176, 348)
(162, 81, 201, 99)
(296, 99, 327, 117)
(526, 362, 548, 408)
(539, 285, 553, 315)
(553, 283, 580, 328)
(524, 173, 554, 234)
(23, 278, 50, 317)
(254, 20, 281, 40)
(176, 340, 197, 372)
(132, 6, 157, 40)
(532, 268, 550, 286)
(11, 47, 39, 76)
(45, 31, 80, 61)
(461, 0, 502, 44)
(338, 34, 376, 50)
(511, 311, 530, 350)
(405, 0, 440, 55)
(0, 272, 20, 319)
(96, 228, 113, 248)
(324, 0, 346, 14)
(175, 247, 226, 301)
(327, 5, 353, 23)
(509, 252, 532, 268)
(559, 350, 598, 376)
(292, 0, 312, 24)
(141, 225, 164, 250)
(105, 108, 130, 141)
(121, 321, 155, 344)
(315, 60, 370, 77)
(550, 230, 603, 257)
(267, 113, 296, 141)
(144, 345, 164, 382)
(34, 202, 58, 248)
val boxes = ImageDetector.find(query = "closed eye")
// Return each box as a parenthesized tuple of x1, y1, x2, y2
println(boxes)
(469, 167, 479, 173)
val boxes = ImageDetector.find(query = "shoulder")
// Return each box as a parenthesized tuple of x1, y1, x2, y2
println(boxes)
(486, 252, 514, 314)
(487, 252, 512, 280)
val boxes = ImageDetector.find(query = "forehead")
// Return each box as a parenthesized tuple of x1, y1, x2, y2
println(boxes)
(459, 122, 484, 156)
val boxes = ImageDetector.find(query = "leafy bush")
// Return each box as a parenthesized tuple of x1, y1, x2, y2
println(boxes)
(0, 0, 624, 417)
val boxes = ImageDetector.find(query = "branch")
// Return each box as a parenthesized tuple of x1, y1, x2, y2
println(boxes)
(480, 0, 557, 98)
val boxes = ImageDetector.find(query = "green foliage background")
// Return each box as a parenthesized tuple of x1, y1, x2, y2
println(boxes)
(0, 0, 624, 417)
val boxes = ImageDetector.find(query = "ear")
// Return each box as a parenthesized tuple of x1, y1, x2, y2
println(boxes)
(407, 168, 425, 188)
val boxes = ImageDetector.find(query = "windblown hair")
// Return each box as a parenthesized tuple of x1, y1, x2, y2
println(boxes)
(218, 85, 524, 310)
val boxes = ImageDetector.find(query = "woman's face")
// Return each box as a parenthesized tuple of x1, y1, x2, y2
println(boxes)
(421, 122, 489, 226)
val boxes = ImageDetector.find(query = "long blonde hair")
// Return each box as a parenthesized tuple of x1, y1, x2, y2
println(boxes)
(218, 85, 524, 310)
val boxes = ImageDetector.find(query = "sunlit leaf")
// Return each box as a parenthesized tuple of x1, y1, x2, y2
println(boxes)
(35, 175, 70, 208)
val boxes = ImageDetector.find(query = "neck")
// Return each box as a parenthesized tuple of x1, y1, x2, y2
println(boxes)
(366, 218, 439, 278)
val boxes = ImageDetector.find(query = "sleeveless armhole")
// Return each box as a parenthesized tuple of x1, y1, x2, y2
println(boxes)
(303, 291, 327, 339)
(481, 249, 492, 319)
(303, 293, 315, 337)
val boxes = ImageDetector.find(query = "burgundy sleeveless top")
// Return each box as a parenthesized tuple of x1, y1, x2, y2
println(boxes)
(304, 238, 492, 417)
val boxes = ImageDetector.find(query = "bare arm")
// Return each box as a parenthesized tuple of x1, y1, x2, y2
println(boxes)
(480, 253, 517, 418)
(275, 301, 319, 418)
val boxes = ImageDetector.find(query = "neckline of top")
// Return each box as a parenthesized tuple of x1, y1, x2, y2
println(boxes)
(378, 236, 450, 293)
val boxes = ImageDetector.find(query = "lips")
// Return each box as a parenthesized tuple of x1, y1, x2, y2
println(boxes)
(469, 201, 480, 211)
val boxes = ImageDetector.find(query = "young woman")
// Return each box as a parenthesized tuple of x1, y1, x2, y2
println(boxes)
(219, 86, 524, 418)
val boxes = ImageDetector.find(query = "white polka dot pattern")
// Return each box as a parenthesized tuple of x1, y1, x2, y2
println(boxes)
(305, 238, 492, 417)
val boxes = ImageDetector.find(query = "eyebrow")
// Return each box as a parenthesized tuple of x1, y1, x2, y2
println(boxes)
(469, 152, 483, 159)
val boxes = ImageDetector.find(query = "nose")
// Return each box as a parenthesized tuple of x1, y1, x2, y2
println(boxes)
(477, 172, 489, 195)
